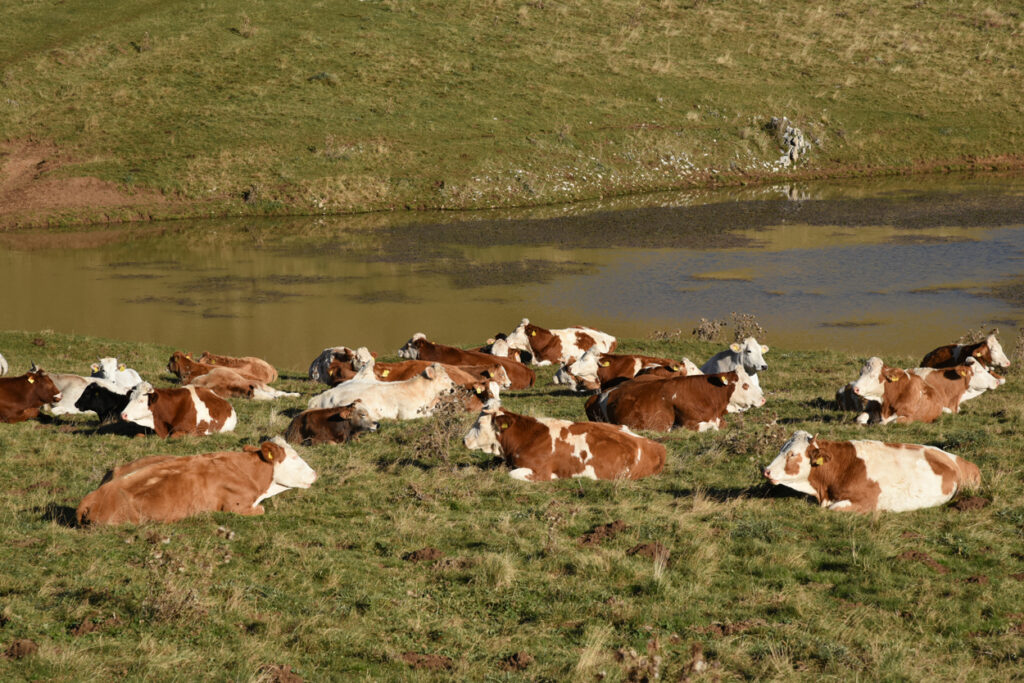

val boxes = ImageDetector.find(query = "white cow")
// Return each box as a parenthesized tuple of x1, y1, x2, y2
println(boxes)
(700, 337, 769, 385)
(307, 361, 459, 420)
(307, 346, 360, 383)
(42, 372, 121, 417)
(90, 357, 143, 392)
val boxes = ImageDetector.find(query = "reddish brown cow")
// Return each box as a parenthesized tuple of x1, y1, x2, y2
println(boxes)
(76, 437, 317, 525)
(329, 358, 510, 390)
(585, 367, 765, 432)
(397, 334, 535, 389)
(188, 367, 260, 398)
(463, 402, 665, 481)
(167, 352, 217, 384)
(554, 349, 701, 392)
(285, 401, 378, 446)
(120, 382, 237, 438)
(0, 370, 62, 423)
(198, 351, 278, 384)
(920, 331, 1010, 369)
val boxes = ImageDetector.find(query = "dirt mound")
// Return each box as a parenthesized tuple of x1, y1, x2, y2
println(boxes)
(259, 664, 303, 683)
(3, 639, 38, 659)
(898, 550, 950, 574)
(501, 651, 534, 671)
(403, 547, 444, 563)
(70, 615, 122, 636)
(628, 542, 670, 563)
(0, 141, 168, 228)
(578, 520, 628, 546)
(400, 652, 453, 670)
(952, 497, 990, 511)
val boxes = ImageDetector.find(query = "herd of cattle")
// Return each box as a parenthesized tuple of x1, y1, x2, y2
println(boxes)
(0, 322, 1011, 523)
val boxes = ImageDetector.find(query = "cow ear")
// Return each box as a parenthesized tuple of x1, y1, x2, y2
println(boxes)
(530, 330, 537, 337)
(90, 363, 99, 372)
(956, 367, 968, 377)
(423, 366, 436, 379)
(709, 375, 729, 386)
(730, 343, 741, 352)
(761, 345, 769, 353)
(259, 441, 285, 463)
(600, 361, 610, 367)
(973, 349, 984, 357)
(186, 352, 193, 360)
(474, 385, 484, 394)
(482, 370, 493, 379)
(242, 444, 261, 454)
(884, 372, 901, 382)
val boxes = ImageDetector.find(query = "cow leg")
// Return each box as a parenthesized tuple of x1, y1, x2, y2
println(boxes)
(696, 420, 720, 432)
(238, 504, 266, 516)
(508, 468, 536, 482)
(827, 500, 854, 511)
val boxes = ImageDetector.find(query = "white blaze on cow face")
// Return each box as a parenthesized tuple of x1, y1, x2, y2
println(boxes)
(504, 319, 533, 354)
(463, 402, 503, 455)
(487, 337, 515, 359)
(556, 348, 601, 391)
(736, 337, 769, 374)
(985, 333, 1011, 368)
(120, 382, 156, 428)
(726, 366, 766, 412)
(270, 437, 318, 489)
(850, 357, 887, 401)
(352, 347, 375, 370)
(764, 430, 817, 496)
(397, 333, 427, 359)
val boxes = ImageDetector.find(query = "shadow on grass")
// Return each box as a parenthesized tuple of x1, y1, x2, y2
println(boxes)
(665, 482, 809, 502)
(35, 503, 79, 528)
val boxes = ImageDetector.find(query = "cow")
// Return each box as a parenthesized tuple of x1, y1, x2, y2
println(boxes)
(476, 335, 534, 364)
(553, 348, 702, 393)
(834, 383, 883, 424)
(285, 400, 379, 446)
(0, 369, 62, 423)
(397, 334, 535, 390)
(0, 352, 7, 376)
(764, 430, 981, 513)
(188, 367, 298, 400)
(74, 381, 131, 424)
(89, 357, 143, 392)
(308, 346, 372, 384)
(463, 400, 665, 481)
(848, 356, 1003, 424)
(700, 337, 769, 386)
(76, 437, 316, 525)
(42, 371, 120, 417)
(585, 366, 765, 432)
(120, 382, 237, 438)
(307, 362, 459, 420)
(920, 330, 1011, 370)
(167, 352, 216, 384)
(198, 351, 278, 384)
(348, 347, 512, 390)
(502, 318, 617, 366)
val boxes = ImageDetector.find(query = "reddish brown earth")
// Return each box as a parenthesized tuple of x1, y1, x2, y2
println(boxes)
(628, 542, 670, 562)
(501, 651, 534, 671)
(259, 664, 303, 683)
(403, 547, 444, 563)
(400, 653, 453, 670)
(578, 520, 628, 546)
(898, 550, 950, 574)
(3, 639, 38, 659)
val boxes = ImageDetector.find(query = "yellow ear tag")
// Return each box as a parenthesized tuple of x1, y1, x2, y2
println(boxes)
(499, 423, 508, 430)
(210, 359, 216, 364)
(381, 369, 389, 377)
(957, 368, 967, 377)
(475, 386, 483, 393)
(813, 457, 824, 466)
(28, 377, 35, 384)
(118, 364, 126, 372)
(887, 375, 900, 382)
(530, 331, 536, 337)
(90, 364, 99, 372)
(601, 361, 610, 367)
(267, 453, 273, 460)
(671, 365, 680, 371)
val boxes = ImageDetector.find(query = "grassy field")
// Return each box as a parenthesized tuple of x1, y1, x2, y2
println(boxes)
(0, 328, 1022, 680)
(2, 1, 1023, 227)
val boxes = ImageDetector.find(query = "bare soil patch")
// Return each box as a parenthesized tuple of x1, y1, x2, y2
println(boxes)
(403, 547, 444, 563)
(578, 520, 629, 546)
(627, 542, 671, 563)
(501, 651, 535, 671)
(952, 497, 990, 511)
(3, 639, 38, 659)
(898, 550, 950, 574)
(258, 664, 303, 683)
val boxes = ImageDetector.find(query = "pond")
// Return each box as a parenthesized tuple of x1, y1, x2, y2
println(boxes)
(4, 173, 1024, 370)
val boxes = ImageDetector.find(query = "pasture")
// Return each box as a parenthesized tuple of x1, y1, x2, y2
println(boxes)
(0, 328, 1022, 680)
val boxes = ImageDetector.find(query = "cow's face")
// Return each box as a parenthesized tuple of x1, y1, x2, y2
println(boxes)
(964, 357, 1005, 392)
(463, 402, 505, 455)
(422, 364, 457, 394)
(734, 337, 768, 374)
(397, 333, 426, 359)
(479, 365, 511, 390)
(726, 366, 766, 412)
(764, 431, 818, 496)
(487, 337, 514, 358)
(352, 347, 375, 371)
(29, 371, 61, 404)
(850, 357, 889, 401)
(984, 333, 1011, 368)
(504, 318, 534, 353)
(679, 358, 703, 376)
(263, 437, 318, 489)
(121, 382, 156, 428)
(554, 349, 600, 392)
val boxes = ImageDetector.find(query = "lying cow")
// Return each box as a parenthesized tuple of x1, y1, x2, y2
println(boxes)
(42, 371, 119, 417)
(502, 318, 617, 366)
(764, 430, 981, 512)
(553, 348, 702, 393)
(0, 369, 62, 423)
(328, 349, 512, 391)
(90, 357, 143, 392)
(120, 382, 237, 438)
(475, 335, 534, 364)
(464, 400, 665, 481)
(168, 352, 295, 400)
(198, 351, 278, 384)
(700, 337, 769, 385)
(848, 356, 1003, 424)
(308, 346, 373, 384)
(75, 381, 131, 423)
(0, 352, 7, 376)
(76, 437, 316, 525)
(586, 366, 765, 432)
(307, 362, 459, 420)
(397, 334, 535, 390)
(285, 401, 379, 446)
(920, 330, 1010, 369)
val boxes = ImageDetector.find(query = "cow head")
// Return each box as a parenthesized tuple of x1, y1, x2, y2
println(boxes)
(463, 399, 507, 455)
(725, 366, 766, 412)
(120, 382, 156, 428)
(764, 430, 820, 497)
(477, 365, 511, 390)
(343, 400, 378, 433)
(983, 331, 1011, 368)
(166, 351, 191, 377)
(26, 369, 61, 404)
(398, 333, 427, 359)
(504, 318, 537, 354)
(850, 357, 896, 401)
(963, 357, 1005, 393)
(420, 363, 457, 394)
(309, 346, 359, 382)
(553, 348, 601, 392)
(732, 337, 769, 374)
(678, 358, 703, 375)
(351, 347, 376, 371)
(257, 437, 318, 489)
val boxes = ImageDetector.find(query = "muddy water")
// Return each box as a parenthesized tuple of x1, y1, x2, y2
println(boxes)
(3, 174, 1024, 371)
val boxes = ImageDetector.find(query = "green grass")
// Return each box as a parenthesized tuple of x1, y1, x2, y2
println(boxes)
(0, 329, 1022, 679)
(2, 1, 1023, 226)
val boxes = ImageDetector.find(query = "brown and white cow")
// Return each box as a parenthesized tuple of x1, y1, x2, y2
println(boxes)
(502, 318, 617, 366)
(397, 334, 535, 389)
(553, 347, 702, 393)
(332, 348, 512, 391)
(463, 401, 665, 481)
(0, 369, 62, 423)
(307, 362, 459, 420)
(309, 346, 361, 384)
(585, 366, 765, 432)
(764, 430, 981, 512)
(848, 356, 1003, 424)
(120, 382, 237, 438)
(198, 351, 278, 384)
(167, 352, 217, 384)
(169, 352, 296, 400)
(285, 401, 378, 446)
(920, 330, 1010, 370)
(76, 437, 317, 525)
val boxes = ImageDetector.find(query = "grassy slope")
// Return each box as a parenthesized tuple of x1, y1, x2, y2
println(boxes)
(2, 1, 1023, 224)
(0, 329, 1022, 680)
